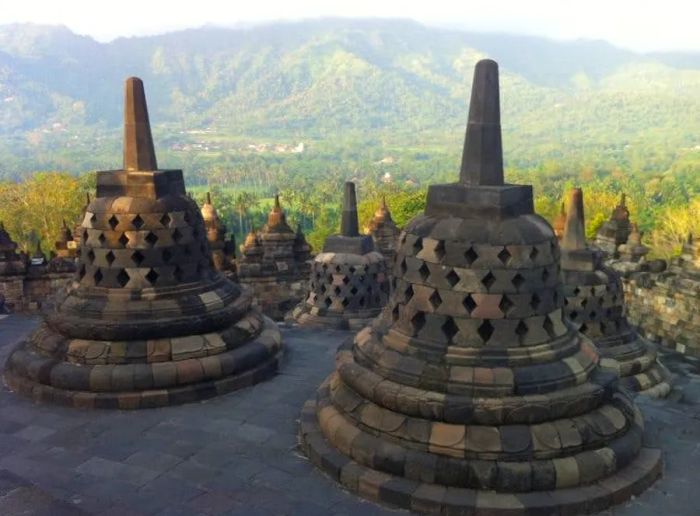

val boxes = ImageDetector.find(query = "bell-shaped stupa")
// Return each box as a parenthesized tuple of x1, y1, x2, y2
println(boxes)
(290, 182, 389, 329)
(560, 188, 671, 397)
(366, 196, 401, 268)
(300, 60, 661, 514)
(4, 78, 282, 409)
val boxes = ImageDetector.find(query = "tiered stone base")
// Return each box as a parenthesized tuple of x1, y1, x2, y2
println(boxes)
(300, 393, 662, 515)
(610, 342, 672, 398)
(288, 305, 382, 331)
(4, 316, 282, 409)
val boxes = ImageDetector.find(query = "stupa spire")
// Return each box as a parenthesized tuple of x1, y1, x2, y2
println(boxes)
(206, 191, 212, 204)
(459, 59, 503, 186)
(274, 194, 281, 209)
(123, 77, 157, 172)
(340, 182, 359, 237)
(561, 188, 587, 251)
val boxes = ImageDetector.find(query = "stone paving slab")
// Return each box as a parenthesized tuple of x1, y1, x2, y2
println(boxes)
(0, 314, 696, 515)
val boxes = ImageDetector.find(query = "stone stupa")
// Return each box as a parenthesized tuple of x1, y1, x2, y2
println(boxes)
(300, 59, 661, 514)
(237, 195, 311, 320)
(200, 191, 237, 278)
(595, 193, 632, 256)
(560, 188, 671, 397)
(4, 77, 282, 409)
(289, 182, 389, 329)
(366, 196, 401, 267)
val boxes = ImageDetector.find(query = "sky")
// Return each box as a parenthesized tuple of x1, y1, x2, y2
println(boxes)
(1, 0, 698, 53)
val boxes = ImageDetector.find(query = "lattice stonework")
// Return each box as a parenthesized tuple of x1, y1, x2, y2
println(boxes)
(4, 77, 282, 409)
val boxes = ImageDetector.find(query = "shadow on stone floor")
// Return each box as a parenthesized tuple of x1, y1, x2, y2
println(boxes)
(0, 315, 696, 515)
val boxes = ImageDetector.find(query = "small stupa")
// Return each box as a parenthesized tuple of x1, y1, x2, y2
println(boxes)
(237, 195, 312, 320)
(552, 201, 566, 239)
(617, 223, 649, 264)
(4, 77, 282, 409)
(200, 192, 236, 278)
(560, 188, 671, 396)
(290, 182, 389, 329)
(0, 222, 27, 277)
(595, 193, 632, 256)
(300, 59, 661, 514)
(366, 196, 401, 267)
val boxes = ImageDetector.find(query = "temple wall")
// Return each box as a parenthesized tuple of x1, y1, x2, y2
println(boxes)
(239, 276, 308, 321)
(621, 272, 700, 357)
(0, 272, 72, 312)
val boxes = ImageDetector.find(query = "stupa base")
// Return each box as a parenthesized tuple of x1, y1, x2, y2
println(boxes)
(288, 306, 381, 331)
(621, 361, 672, 399)
(300, 397, 662, 515)
(3, 317, 282, 409)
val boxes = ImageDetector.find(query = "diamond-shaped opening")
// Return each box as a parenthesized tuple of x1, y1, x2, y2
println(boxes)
(400, 259, 408, 275)
(118, 233, 129, 247)
(463, 294, 477, 314)
(183, 212, 191, 224)
(349, 266, 356, 274)
(581, 298, 588, 308)
(478, 320, 495, 342)
(600, 322, 607, 334)
(529, 246, 539, 262)
(172, 228, 183, 243)
(145, 232, 158, 247)
(446, 269, 460, 287)
(78, 265, 86, 280)
(392, 305, 400, 322)
(334, 286, 341, 295)
(434, 240, 446, 261)
(515, 320, 528, 342)
(98, 233, 106, 245)
(542, 267, 550, 282)
(511, 273, 525, 290)
(93, 269, 103, 285)
(543, 316, 555, 338)
(132, 215, 144, 229)
(411, 312, 426, 333)
(497, 247, 512, 265)
(87, 249, 96, 263)
(590, 310, 597, 319)
(359, 297, 365, 307)
(482, 271, 496, 290)
(90, 213, 97, 224)
(413, 237, 423, 253)
(499, 294, 514, 315)
(579, 323, 588, 334)
(108, 215, 119, 230)
(131, 250, 145, 266)
(530, 293, 541, 311)
(145, 268, 159, 285)
(350, 286, 358, 295)
(82, 229, 89, 242)
(418, 263, 430, 281)
(442, 317, 459, 341)
(324, 297, 332, 308)
(335, 265, 341, 273)
(342, 275, 350, 284)
(569, 310, 578, 320)
(320, 284, 327, 293)
(105, 250, 116, 266)
(429, 290, 442, 309)
(174, 265, 184, 282)
(404, 285, 414, 303)
(464, 247, 478, 266)
(116, 269, 130, 287)
(342, 297, 350, 307)
(553, 291, 559, 305)
(160, 213, 171, 227)
(573, 287, 581, 296)
(162, 248, 173, 262)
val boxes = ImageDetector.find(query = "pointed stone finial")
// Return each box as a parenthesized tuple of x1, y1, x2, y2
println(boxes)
(123, 77, 157, 172)
(620, 193, 627, 207)
(85, 192, 91, 205)
(459, 59, 503, 186)
(206, 191, 212, 204)
(561, 188, 587, 251)
(381, 195, 387, 209)
(340, 182, 360, 237)
(274, 194, 281, 209)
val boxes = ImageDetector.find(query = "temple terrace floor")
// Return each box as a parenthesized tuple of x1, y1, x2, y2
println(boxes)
(0, 314, 697, 516)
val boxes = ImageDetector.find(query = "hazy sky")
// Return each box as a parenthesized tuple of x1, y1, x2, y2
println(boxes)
(1, 0, 698, 52)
